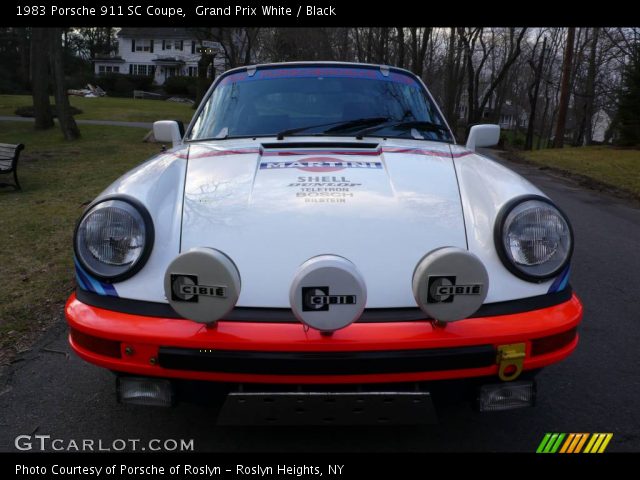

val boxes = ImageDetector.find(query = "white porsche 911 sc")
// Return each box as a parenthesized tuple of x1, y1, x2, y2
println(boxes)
(66, 62, 582, 419)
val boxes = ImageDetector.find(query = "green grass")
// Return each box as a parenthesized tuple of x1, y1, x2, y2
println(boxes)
(0, 95, 194, 124)
(520, 146, 640, 197)
(501, 130, 546, 149)
(0, 122, 161, 363)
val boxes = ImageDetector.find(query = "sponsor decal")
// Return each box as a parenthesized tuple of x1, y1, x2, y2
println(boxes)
(260, 156, 382, 172)
(301, 286, 357, 312)
(170, 274, 226, 302)
(536, 433, 613, 454)
(427, 276, 482, 303)
(290, 175, 360, 203)
(274, 159, 368, 204)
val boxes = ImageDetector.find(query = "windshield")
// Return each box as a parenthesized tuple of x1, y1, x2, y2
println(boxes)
(188, 66, 452, 142)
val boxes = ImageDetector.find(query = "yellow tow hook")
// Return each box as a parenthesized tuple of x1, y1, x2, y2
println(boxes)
(496, 343, 526, 381)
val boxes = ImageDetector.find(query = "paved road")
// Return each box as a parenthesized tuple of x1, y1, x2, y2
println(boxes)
(0, 115, 152, 129)
(1, 151, 639, 452)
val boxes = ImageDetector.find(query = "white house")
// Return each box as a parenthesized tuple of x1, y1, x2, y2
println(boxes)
(93, 28, 225, 85)
(590, 108, 612, 143)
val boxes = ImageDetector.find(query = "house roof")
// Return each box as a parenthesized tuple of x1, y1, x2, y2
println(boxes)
(92, 56, 125, 63)
(152, 57, 186, 64)
(118, 28, 195, 39)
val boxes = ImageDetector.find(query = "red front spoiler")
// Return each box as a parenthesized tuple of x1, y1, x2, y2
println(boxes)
(65, 292, 582, 384)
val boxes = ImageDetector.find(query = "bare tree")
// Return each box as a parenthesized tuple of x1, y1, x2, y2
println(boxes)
(526, 35, 547, 150)
(396, 27, 405, 68)
(49, 28, 80, 140)
(460, 27, 527, 126)
(553, 27, 576, 148)
(583, 28, 601, 145)
(30, 28, 53, 130)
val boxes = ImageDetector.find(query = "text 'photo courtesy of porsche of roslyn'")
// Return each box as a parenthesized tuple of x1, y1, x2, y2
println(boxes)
(1, 25, 639, 454)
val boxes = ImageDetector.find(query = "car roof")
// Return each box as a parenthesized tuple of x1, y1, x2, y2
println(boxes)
(221, 61, 419, 79)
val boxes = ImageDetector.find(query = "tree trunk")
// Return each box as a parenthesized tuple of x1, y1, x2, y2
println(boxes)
(410, 27, 418, 74)
(553, 27, 576, 148)
(443, 28, 457, 122)
(537, 83, 551, 150)
(30, 28, 54, 130)
(526, 37, 546, 150)
(195, 52, 213, 107)
(49, 28, 80, 140)
(396, 27, 405, 68)
(19, 28, 30, 90)
(584, 27, 600, 145)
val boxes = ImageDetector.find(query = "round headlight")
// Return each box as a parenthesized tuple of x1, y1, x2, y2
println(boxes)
(495, 196, 573, 281)
(74, 197, 154, 282)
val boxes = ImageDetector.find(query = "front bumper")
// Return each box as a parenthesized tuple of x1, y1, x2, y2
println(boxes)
(65, 292, 582, 384)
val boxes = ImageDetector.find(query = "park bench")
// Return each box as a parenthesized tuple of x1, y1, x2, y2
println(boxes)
(0, 143, 25, 190)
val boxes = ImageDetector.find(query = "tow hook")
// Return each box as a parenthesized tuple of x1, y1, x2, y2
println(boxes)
(496, 343, 526, 381)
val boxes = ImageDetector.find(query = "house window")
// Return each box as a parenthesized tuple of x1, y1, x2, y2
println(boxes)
(188, 66, 198, 77)
(130, 64, 154, 76)
(98, 65, 120, 74)
(174, 40, 183, 50)
(133, 39, 153, 52)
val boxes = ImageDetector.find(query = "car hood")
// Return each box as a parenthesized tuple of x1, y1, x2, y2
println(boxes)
(181, 138, 467, 308)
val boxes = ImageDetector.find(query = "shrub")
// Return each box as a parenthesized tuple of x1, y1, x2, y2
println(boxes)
(163, 76, 197, 98)
(91, 74, 156, 97)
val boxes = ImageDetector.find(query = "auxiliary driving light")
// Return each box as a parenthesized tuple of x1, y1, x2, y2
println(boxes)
(477, 381, 536, 412)
(116, 376, 175, 407)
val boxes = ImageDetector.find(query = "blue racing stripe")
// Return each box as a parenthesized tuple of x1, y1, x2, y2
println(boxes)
(75, 270, 91, 292)
(548, 265, 570, 293)
(73, 257, 118, 297)
(74, 258, 95, 293)
(101, 282, 118, 297)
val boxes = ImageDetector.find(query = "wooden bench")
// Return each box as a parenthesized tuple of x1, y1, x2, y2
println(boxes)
(0, 143, 25, 190)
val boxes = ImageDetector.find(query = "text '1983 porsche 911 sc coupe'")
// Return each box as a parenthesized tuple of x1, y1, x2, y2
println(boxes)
(66, 62, 582, 423)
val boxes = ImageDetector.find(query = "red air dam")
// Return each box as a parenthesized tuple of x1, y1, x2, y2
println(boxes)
(66, 293, 582, 385)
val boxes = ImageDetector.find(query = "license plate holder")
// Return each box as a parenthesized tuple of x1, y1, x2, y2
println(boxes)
(216, 391, 437, 426)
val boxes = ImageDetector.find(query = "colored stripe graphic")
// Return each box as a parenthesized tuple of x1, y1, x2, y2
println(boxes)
(597, 433, 613, 453)
(74, 257, 118, 297)
(538, 433, 613, 453)
(536, 433, 552, 453)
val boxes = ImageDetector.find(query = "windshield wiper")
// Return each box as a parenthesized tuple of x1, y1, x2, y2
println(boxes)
(276, 117, 389, 140)
(353, 120, 451, 140)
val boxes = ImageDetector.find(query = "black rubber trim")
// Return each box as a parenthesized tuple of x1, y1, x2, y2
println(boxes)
(75, 286, 572, 322)
(73, 194, 155, 284)
(158, 345, 496, 375)
(493, 195, 574, 283)
(476, 286, 572, 317)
